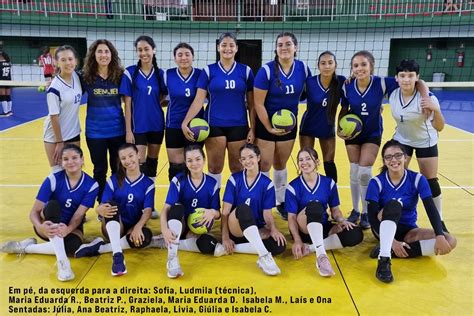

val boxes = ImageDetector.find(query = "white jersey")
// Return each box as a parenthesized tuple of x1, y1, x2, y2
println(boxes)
(389, 88, 439, 148)
(43, 72, 82, 142)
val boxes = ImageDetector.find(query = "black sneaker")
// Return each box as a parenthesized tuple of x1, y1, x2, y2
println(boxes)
(360, 213, 371, 229)
(376, 256, 393, 283)
(369, 245, 380, 259)
(276, 203, 288, 221)
(347, 209, 360, 224)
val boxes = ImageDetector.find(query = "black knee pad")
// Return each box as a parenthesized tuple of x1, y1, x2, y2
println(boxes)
(337, 226, 364, 247)
(323, 161, 338, 183)
(126, 227, 153, 248)
(305, 201, 325, 223)
(43, 200, 61, 223)
(428, 178, 441, 198)
(168, 204, 184, 221)
(235, 204, 256, 231)
(263, 238, 286, 256)
(64, 234, 83, 257)
(382, 200, 402, 223)
(168, 163, 186, 181)
(5, 95, 11, 102)
(196, 234, 218, 254)
(401, 241, 422, 258)
(104, 200, 120, 223)
(145, 157, 158, 178)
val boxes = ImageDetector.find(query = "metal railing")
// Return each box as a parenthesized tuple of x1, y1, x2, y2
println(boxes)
(1, 0, 472, 21)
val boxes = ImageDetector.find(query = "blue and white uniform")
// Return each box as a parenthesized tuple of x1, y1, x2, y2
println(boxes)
(342, 76, 398, 140)
(36, 170, 98, 229)
(366, 169, 432, 228)
(119, 65, 166, 133)
(300, 75, 346, 139)
(196, 61, 253, 127)
(285, 174, 340, 224)
(223, 171, 275, 228)
(165, 173, 220, 217)
(101, 173, 155, 229)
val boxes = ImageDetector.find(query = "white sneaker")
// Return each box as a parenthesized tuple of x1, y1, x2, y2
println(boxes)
(0, 238, 37, 254)
(213, 243, 228, 257)
(149, 235, 166, 249)
(316, 254, 336, 277)
(166, 254, 183, 279)
(57, 259, 75, 281)
(257, 253, 281, 276)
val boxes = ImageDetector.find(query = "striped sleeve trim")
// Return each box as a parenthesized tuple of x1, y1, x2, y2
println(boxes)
(267, 182, 274, 191)
(373, 177, 382, 193)
(228, 175, 236, 187)
(145, 184, 155, 195)
(204, 65, 210, 78)
(123, 69, 132, 82)
(414, 173, 422, 189)
(89, 182, 99, 193)
(286, 184, 295, 196)
(106, 178, 114, 192)
(48, 174, 56, 192)
(263, 65, 271, 81)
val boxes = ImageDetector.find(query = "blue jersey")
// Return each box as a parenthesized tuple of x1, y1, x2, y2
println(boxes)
(101, 173, 155, 228)
(342, 76, 398, 139)
(36, 171, 98, 229)
(223, 171, 275, 228)
(196, 62, 254, 127)
(165, 173, 220, 217)
(285, 174, 339, 224)
(300, 75, 346, 138)
(82, 75, 125, 138)
(366, 169, 432, 227)
(254, 60, 311, 117)
(163, 67, 204, 129)
(119, 65, 166, 133)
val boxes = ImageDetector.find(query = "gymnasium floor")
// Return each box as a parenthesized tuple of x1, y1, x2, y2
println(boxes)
(0, 88, 472, 315)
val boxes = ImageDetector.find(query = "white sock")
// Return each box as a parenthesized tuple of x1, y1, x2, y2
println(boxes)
(323, 234, 343, 250)
(349, 163, 360, 213)
(98, 236, 131, 253)
(1, 101, 7, 113)
(234, 242, 258, 254)
(433, 195, 443, 220)
(105, 221, 122, 254)
(49, 236, 67, 261)
(359, 166, 372, 214)
(51, 165, 63, 173)
(307, 222, 326, 257)
(24, 242, 55, 255)
(242, 226, 268, 257)
(379, 220, 397, 258)
(167, 219, 183, 256)
(261, 171, 270, 178)
(7, 101, 12, 112)
(273, 168, 288, 205)
(178, 237, 200, 253)
(420, 239, 436, 256)
(208, 172, 222, 188)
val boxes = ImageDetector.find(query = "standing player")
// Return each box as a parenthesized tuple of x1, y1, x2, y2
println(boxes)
(181, 32, 255, 188)
(38, 46, 55, 87)
(0, 145, 98, 282)
(81, 39, 125, 202)
(120, 35, 166, 182)
(164, 43, 204, 181)
(75, 143, 155, 276)
(366, 139, 456, 283)
(300, 51, 345, 183)
(253, 32, 311, 220)
(0, 51, 12, 117)
(221, 144, 286, 276)
(388, 59, 448, 232)
(286, 147, 363, 277)
(159, 144, 221, 278)
(44, 45, 82, 172)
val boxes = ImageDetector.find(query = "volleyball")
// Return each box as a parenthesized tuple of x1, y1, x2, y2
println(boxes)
(37, 86, 45, 92)
(188, 118, 210, 142)
(272, 109, 296, 132)
(338, 114, 363, 139)
(187, 208, 213, 235)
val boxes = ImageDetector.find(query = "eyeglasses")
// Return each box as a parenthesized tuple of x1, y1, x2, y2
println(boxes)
(383, 152, 405, 161)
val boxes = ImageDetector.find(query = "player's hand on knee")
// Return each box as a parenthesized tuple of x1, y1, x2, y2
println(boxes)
(222, 237, 235, 254)
(42, 221, 60, 238)
(292, 241, 305, 260)
(162, 228, 177, 247)
(435, 236, 452, 255)
(392, 240, 410, 258)
(130, 226, 144, 247)
(271, 229, 287, 246)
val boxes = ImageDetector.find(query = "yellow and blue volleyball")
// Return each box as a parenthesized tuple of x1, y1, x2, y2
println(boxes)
(339, 114, 363, 138)
(271, 109, 296, 132)
(188, 118, 210, 142)
(187, 208, 213, 234)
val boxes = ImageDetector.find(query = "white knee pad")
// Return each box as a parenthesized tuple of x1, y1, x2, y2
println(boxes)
(359, 166, 372, 186)
(349, 163, 359, 183)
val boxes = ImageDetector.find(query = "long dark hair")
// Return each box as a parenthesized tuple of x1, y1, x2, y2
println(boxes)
(184, 144, 206, 176)
(318, 51, 341, 125)
(54, 45, 78, 75)
(297, 147, 319, 175)
(380, 139, 407, 173)
(132, 36, 161, 94)
(273, 32, 298, 89)
(83, 39, 123, 85)
(116, 143, 139, 187)
(0, 51, 11, 62)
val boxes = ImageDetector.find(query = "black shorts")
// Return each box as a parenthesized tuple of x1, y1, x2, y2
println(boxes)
(402, 144, 438, 158)
(255, 117, 297, 142)
(165, 128, 203, 149)
(345, 135, 382, 146)
(209, 125, 248, 142)
(371, 222, 417, 242)
(292, 222, 335, 243)
(45, 134, 80, 144)
(134, 131, 164, 145)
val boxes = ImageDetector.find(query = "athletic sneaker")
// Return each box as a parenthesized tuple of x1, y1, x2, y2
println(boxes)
(316, 254, 336, 277)
(257, 252, 281, 276)
(74, 237, 104, 258)
(0, 238, 37, 255)
(277, 203, 288, 221)
(167, 254, 184, 278)
(213, 243, 228, 257)
(369, 245, 380, 259)
(376, 256, 393, 283)
(111, 252, 127, 276)
(6, 111, 13, 116)
(347, 209, 361, 224)
(151, 209, 160, 219)
(359, 213, 371, 229)
(149, 235, 166, 249)
(0, 112, 8, 117)
(57, 259, 75, 282)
